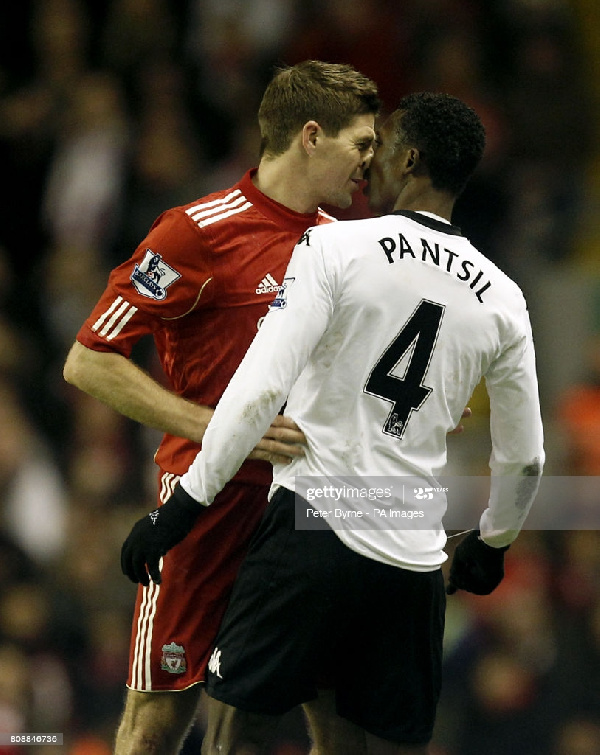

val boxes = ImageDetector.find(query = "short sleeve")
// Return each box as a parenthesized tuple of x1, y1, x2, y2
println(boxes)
(76, 208, 215, 356)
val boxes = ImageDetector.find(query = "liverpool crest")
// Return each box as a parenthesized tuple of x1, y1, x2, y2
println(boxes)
(161, 642, 187, 674)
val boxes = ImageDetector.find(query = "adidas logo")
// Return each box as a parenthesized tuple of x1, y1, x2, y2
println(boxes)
(256, 273, 282, 295)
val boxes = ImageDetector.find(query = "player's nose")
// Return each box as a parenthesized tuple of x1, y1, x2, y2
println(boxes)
(361, 145, 375, 170)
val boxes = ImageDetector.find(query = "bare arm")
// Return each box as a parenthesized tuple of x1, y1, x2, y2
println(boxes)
(63, 341, 304, 463)
(64, 340, 211, 441)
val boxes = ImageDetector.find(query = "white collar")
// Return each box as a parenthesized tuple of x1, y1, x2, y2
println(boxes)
(413, 211, 451, 224)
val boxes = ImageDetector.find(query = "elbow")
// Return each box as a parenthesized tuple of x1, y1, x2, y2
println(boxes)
(63, 343, 88, 388)
(523, 457, 544, 478)
(63, 352, 79, 387)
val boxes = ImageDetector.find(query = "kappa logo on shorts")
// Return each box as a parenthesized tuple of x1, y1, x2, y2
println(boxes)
(160, 642, 187, 674)
(131, 249, 181, 300)
(208, 647, 223, 678)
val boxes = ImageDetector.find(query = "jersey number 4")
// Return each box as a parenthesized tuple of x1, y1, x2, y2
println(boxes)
(364, 299, 445, 439)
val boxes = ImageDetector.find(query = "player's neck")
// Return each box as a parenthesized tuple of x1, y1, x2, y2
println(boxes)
(253, 158, 319, 215)
(393, 182, 455, 223)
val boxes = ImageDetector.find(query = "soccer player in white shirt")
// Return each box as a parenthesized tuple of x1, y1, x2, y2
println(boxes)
(122, 92, 544, 754)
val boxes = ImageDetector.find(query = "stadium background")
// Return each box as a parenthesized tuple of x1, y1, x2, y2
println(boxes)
(0, 0, 600, 752)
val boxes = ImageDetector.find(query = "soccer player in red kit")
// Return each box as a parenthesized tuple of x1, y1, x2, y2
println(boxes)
(63, 60, 380, 754)
(122, 93, 544, 755)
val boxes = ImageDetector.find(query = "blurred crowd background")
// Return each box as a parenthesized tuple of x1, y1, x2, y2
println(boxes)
(1, 0, 600, 753)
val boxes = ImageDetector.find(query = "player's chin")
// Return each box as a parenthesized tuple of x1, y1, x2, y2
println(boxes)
(328, 188, 355, 210)
(325, 197, 352, 211)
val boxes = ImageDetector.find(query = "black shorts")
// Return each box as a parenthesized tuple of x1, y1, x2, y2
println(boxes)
(205, 487, 446, 746)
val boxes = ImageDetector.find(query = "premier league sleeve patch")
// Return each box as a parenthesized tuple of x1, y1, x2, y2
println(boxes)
(130, 249, 181, 300)
(269, 277, 295, 310)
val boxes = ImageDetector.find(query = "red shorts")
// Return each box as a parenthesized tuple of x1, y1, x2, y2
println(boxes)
(127, 471, 270, 691)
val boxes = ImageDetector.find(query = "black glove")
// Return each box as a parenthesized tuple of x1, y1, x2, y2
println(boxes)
(121, 483, 205, 586)
(446, 530, 509, 595)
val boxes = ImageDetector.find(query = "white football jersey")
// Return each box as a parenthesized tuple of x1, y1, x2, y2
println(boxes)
(181, 211, 544, 571)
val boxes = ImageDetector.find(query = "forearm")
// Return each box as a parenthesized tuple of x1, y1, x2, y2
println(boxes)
(485, 337, 544, 545)
(480, 459, 543, 546)
(181, 318, 302, 503)
(181, 382, 286, 504)
(63, 341, 212, 443)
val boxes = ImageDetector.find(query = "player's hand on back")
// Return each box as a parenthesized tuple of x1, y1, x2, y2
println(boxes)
(248, 415, 307, 465)
(249, 406, 468, 463)
(448, 406, 472, 435)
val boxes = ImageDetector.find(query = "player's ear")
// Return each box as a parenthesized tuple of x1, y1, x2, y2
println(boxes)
(302, 121, 320, 156)
(403, 147, 428, 180)
(405, 148, 419, 170)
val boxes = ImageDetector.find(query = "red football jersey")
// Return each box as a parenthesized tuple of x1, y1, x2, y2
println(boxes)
(77, 169, 334, 483)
